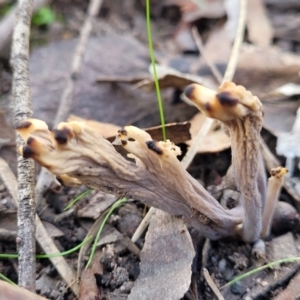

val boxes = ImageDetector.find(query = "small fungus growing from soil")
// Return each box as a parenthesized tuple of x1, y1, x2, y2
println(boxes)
(17, 82, 286, 242)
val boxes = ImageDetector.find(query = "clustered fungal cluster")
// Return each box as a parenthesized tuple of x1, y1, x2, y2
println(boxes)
(17, 82, 287, 242)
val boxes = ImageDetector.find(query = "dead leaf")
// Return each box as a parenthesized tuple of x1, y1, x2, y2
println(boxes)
(42, 221, 64, 238)
(238, 44, 300, 74)
(0, 110, 15, 147)
(187, 113, 231, 153)
(246, 0, 273, 46)
(128, 210, 195, 300)
(142, 122, 191, 144)
(262, 98, 300, 136)
(270, 12, 300, 42)
(77, 191, 117, 219)
(134, 64, 215, 91)
(79, 250, 103, 300)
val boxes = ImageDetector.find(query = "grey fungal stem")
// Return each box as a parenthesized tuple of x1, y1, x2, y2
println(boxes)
(261, 167, 288, 239)
(184, 82, 265, 242)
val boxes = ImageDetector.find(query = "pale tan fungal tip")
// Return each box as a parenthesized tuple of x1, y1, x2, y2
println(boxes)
(184, 81, 263, 123)
(16, 118, 49, 142)
(270, 167, 288, 179)
(57, 174, 82, 187)
(158, 140, 181, 157)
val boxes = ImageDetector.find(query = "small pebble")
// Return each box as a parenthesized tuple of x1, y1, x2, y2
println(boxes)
(218, 259, 227, 272)
(119, 281, 134, 293)
(230, 281, 246, 295)
(261, 281, 268, 287)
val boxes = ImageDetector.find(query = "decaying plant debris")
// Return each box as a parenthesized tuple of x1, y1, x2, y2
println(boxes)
(17, 82, 286, 243)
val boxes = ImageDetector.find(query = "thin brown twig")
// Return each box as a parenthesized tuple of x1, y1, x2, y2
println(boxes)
(11, 0, 36, 291)
(203, 268, 225, 300)
(181, 0, 247, 169)
(191, 26, 223, 84)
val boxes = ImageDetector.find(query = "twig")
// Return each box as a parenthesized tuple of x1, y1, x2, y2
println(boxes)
(0, 280, 47, 300)
(11, 0, 36, 291)
(53, 0, 103, 126)
(191, 27, 223, 84)
(131, 206, 155, 242)
(0, 160, 80, 295)
(131, 0, 248, 242)
(223, 0, 247, 82)
(181, 0, 247, 169)
(35, 0, 104, 212)
(203, 268, 225, 300)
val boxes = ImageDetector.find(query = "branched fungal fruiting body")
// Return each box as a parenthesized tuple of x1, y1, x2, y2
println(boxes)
(17, 82, 286, 242)
(184, 82, 266, 242)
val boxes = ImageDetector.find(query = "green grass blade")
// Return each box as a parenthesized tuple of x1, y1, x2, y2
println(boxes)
(0, 236, 92, 259)
(64, 188, 93, 210)
(0, 272, 17, 286)
(85, 197, 127, 269)
(146, 0, 166, 141)
(221, 256, 300, 289)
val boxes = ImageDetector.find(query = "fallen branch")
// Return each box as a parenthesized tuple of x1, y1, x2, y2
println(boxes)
(11, 0, 36, 291)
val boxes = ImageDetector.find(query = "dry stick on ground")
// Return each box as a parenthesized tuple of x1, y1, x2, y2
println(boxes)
(203, 268, 225, 300)
(10, 0, 36, 291)
(35, 0, 104, 213)
(131, 0, 248, 242)
(0, 156, 80, 295)
(191, 27, 223, 85)
(26, 0, 104, 293)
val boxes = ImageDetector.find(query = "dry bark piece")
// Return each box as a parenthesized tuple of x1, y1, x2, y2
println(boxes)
(184, 81, 265, 242)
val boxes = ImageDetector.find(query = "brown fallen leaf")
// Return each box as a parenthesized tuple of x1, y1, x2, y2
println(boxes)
(246, 0, 273, 46)
(0, 110, 15, 148)
(134, 64, 215, 91)
(79, 250, 103, 300)
(238, 44, 300, 75)
(262, 97, 300, 136)
(128, 210, 195, 300)
(186, 112, 231, 153)
(77, 191, 117, 219)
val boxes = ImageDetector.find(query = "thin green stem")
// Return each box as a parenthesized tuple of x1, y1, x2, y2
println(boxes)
(0, 272, 17, 286)
(221, 256, 300, 289)
(64, 188, 93, 210)
(85, 197, 127, 269)
(0, 236, 92, 259)
(146, 0, 166, 141)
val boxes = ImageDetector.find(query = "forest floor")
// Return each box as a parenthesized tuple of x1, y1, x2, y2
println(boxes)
(1, 0, 300, 299)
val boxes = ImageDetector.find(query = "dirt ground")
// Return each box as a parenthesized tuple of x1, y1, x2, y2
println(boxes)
(1, 0, 300, 299)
